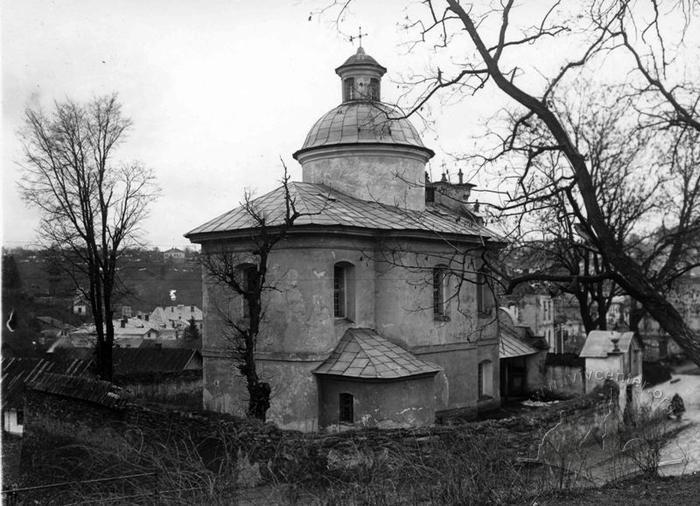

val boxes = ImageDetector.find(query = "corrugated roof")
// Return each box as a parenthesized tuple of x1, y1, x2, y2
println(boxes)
(112, 348, 201, 375)
(499, 333, 538, 359)
(186, 182, 498, 240)
(579, 331, 637, 358)
(29, 373, 127, 410)
(1, 357, 93, 409)
(314, 328, 441, 379)
(296, 102, 430, 155)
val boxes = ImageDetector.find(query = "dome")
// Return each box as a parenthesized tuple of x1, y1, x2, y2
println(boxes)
(294, 101, 434, 157)
(335, 46, 386, 74)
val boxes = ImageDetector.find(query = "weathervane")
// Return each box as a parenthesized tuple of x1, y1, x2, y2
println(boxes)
(349, 26, 368, 47)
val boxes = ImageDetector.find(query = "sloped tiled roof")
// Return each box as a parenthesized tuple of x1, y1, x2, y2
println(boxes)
(29, 373, 127, 410)
(112, 348, 202, 375)
(579, 331, 637, 358)
(186, 182, 498, 240)
(499, 333, 538, 359)
(314, 328, 441, 379)
(1, 357, 92, 409)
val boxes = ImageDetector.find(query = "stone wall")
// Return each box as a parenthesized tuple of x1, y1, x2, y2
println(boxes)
(20, 378, 619, 489)
(317, 375, 436, 429)
(114, 369, 203, 409)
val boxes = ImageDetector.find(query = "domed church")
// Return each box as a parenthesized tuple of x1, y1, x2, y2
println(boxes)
(186, 47, 504, 431)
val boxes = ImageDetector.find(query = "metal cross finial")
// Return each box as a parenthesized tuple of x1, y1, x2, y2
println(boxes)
(349, 26, 368, 47)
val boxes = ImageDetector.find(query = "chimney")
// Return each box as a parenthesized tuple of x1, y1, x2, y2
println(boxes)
(120, 319, 126, 328)
(145, 314, 149, 322)
(191, 305, 195, 312)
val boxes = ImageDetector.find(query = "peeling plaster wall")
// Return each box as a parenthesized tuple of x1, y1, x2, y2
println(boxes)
(374, 243, 488, 347)
(318, 376, 435, 429)
(301, 147, 427, 211)
(200, 234, 500, 430)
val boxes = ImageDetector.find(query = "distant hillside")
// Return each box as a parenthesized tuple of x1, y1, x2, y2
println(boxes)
(2, 250, 203, 353)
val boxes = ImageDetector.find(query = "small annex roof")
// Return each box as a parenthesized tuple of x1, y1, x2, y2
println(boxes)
(499, 333, 538, 359)
(186, 182, 498, 241)
(579, 331, 637, 358)
(314, 328, 441, 379)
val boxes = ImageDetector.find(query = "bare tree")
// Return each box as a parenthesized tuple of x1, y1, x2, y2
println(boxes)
(499, 87, 700, 334)
(19, 94, 157, 380)
(199, 166, 325, 421)
(318, 0, 700, 364)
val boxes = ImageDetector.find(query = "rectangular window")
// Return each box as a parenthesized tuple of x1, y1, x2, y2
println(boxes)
(433, 267, 447, 317)
(478, 361, 493, 398)
(477, 270, 491, 315)
(16, 409, 24, 426)
(334, 265, 346, 318)
(339, 393, 354, 423)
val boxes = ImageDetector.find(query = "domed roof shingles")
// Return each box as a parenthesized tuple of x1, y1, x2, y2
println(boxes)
(295, 102, 431, 156)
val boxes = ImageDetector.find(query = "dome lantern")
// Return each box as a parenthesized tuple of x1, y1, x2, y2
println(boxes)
(335, 47, 387, 102)
(295, 46, 434, 212)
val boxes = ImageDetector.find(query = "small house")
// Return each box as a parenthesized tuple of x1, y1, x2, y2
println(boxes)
(579, 330, 643, 394)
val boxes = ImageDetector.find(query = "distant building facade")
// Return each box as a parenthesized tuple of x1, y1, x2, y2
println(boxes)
(163, 248, 186, 263)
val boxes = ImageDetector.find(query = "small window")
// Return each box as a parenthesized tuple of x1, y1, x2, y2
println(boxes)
(239, 264, 258, 318)
(478, 360, 493, 399)
(369, 78, 380, 100)
(333, 262, 355, 320)
(334, 264, 345, 317)
(433, 266, 448, 318)
(425, 186, 435, 203)
(476, 269, 492, 315)
(339, 393, 354, 423)
(343, 78, 355, 101)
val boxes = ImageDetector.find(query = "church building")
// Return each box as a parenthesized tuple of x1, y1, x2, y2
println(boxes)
(186, 47, 504, 431)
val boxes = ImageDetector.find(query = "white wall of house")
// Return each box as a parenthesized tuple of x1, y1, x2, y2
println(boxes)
(3, 409, 24, 436)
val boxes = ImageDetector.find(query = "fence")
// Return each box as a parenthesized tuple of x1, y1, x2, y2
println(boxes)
(2, 472, 159, 505)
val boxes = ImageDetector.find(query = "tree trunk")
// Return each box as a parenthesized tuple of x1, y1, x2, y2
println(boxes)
(445, 0, 700, 366)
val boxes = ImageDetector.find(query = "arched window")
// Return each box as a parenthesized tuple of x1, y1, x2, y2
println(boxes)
(478, 360, 493, 398)
(339, 393, 354, 423)
(343, 78, 355, 101)
(433, 265, 448, 318)
(334, 262, 355, 320)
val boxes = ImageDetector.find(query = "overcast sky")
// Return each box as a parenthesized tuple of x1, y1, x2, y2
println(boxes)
(3, 0, 463, 250)
(3, 1, 689, 251)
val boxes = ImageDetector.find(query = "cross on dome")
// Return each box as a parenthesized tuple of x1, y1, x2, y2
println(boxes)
(348, 26, 368, 48)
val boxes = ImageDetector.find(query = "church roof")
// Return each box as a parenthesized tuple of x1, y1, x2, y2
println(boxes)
(294, 102, 432, 157)
(336, 46, 385, 72)
(185, 182, 499, 241)
(314, 328, 441, 379)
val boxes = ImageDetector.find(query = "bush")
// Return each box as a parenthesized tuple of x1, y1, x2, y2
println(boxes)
(643, 361, 672, 387)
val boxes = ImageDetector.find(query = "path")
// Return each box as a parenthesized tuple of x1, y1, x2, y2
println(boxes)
(647, 373, 700, 475)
